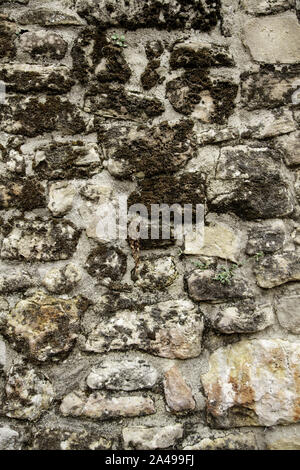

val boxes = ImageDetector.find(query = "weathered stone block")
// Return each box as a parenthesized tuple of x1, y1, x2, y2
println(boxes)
(132, 257, 177, 291)
(255, 252, 300, 288)
(241, 0, 295, 15)
(276, 131, 300, 167)
(48, 182, 75, 216)
(123, 424, 183, 450)
(60, 391, 155, 420)
(275, 295, 300, 334)
(0, 427, 21, 450)
(201, 339, 300, 427)
(0, 179, 45, 210)
(170, 41, 234, 69)
(76, 0, 220, 30)
(0, 64, 74, 94)
(243, 14, 300, 64)
(246, 222, 286, 255)
(18, 32, 68, 61)
(0, 96, 86, 137)
(163, 366, 195, 413)
(1, 218, 81, 261)
(208, 146, 294, 219)
(187, 269, 252, 303)
(5, 364, 54, 421)
(18, 8, 84, 26)
(84, 299, 204, 359)
(2, 291, 82, 362)
(42, 264, 82, 294)
(86, 245, 127, 283)
(241, 70, 300, 110)
(203, 300, 274, 334)
(34, 142, 102, 180)
(183, 430, 258, 450)
(0, 18, 16, 60)
(31, 427, 111, 450)
(100, 120, 195, 180)
(87, 358, 158, 391)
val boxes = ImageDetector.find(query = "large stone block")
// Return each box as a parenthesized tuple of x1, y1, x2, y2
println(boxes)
(83, 299, 204, 359)
(1, 218, 81, 261)
(243, 14, 300, 64)
(201, 339, 300, 427)
(2, 292, 82, 362)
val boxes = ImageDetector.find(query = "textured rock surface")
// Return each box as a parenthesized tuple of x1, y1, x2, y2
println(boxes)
(2, 292, 82, 362)
(5, 364, 54, 421)
(123, 424, 183, 450)
(84, 299, 204, 359)
(202, 339, 300, 427)
(243, 13, 300, 63)
(0, 0, 299, 451)
(163, 366, 195, 412)
(1, 218, 80, 261)
(60, 391, 156, 420)
(87, 358, 158, 391)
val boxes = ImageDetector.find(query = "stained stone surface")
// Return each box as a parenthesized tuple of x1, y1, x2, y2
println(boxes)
(123, 424, 184, 450)
(0, 0, 299, 451)
(83, 299, 204, 359)
(1, 218, 81, 261)
(2, 291, 82, 362)
(60, 391, 156, 420)
(87, 358, 159, 391)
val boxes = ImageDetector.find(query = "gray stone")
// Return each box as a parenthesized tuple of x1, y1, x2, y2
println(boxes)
(183, 429, 258, 450)
(18, 8, 84, 26)
(34, 142, 102, 180)
(76, 0, 220, 30)
(86, 245, 127, 283)
(0, 18, 16, 60)
(132, 257, 178, 291)
(0, 64, 74, 94)
(241, 0, 295, 15)
(187, 269, 252, 303)
(203, 300, 274, 334)
(243, 13, 300, 64)
(0, 271, 37, 293)
(240, 108, 296, 139)
(5, 363, 54, 421)
(84, 299, 204, 359)
(275, 295, 300, 333)
(241, 70, 300, 110)
(255, 252, 300, 288)
(0, 427, 21, 450)
(60, 391, 156, 420)
(170, 41, 234, 69)
(201, 339, 300, 427)
(1, 218, 80, 262)
(87, 358, 159, 391)
(31, 427, 112, 450)
(123, 424, 183, 450)
(276, 131, 300, 167)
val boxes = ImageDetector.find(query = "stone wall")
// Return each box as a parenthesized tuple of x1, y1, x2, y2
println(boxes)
(0, 0, 300, 451)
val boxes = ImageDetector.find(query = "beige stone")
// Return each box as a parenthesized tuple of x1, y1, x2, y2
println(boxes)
(201, 339, 300, 427)
(163, 366, 195, 413)
(4, 291, 81, 362)
(123, 425, 183, 450)
(241, 0, 295, 15)
(243, 13, 300, 64)
(84, 299, 204, 359)
(60, 391, 156, 419)
(275, 295, 300, 333)
(255, 252, 300, 288)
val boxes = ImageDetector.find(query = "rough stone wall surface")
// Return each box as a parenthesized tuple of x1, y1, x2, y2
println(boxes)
(0, 0, 299, 451)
